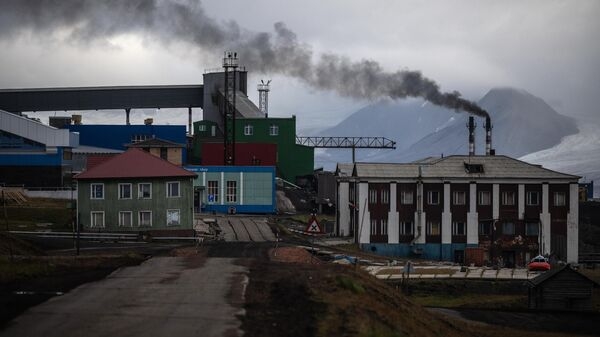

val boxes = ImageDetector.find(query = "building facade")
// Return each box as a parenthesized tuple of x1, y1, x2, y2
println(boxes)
(75, 148, 196, 232)
(336, 155, 580, 265)
(185, 165, 276, 214)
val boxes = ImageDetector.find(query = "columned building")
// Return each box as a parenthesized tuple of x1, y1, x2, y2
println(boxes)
(336, 155, 580, 266)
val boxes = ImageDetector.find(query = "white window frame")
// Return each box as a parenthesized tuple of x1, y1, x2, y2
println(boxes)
(226, 180, 237, 203)
(167, 209, 181, 226)
(370, 219, 377, 235)
(138, 210, 152, 227)
(479, 222, 492, 235)
(554, 192, 566, 206)
(400, 190, 413, 205)
(452, 191, 466, 205)
(400, 221, 413, 235)
(427, 191, 440, 205)
(368, 188, 378, 203)
(166, 181, 181, 198)
(198, 124, 206, 132)
(427, 221, 440, 235)
(269, 124, 279, 136)
(90, 211, 105, 228)
(381, 189, 389, 204)
(380, 219, 388, 235)
(90, 183, 104, 200)
(118, 183, 132, 200)
(452, 221, 466, 235)
(207, 180, 219, 203)
(244, 124, 253, 136)
(118, 211, 133, 227)
(501, 191, 515, 206)
(478, 191, 491, 206)
(138, 183, 152, 199)
(526, 191, 539, 206)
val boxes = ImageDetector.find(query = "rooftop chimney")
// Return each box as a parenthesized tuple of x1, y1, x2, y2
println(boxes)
(467, 116, 476, 156)
(484, 116, 492, 156)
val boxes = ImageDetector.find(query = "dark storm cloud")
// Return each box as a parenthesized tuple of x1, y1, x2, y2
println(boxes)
(0, 0, 488, 117)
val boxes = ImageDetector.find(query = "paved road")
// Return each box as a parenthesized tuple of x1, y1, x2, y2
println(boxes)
(2, 256, 248, 337)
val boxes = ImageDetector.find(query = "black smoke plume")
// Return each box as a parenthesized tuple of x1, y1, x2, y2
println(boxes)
(0, 0, 489, 117)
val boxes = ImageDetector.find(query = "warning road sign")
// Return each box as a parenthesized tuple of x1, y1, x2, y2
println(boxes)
(305, 215, 323, 234)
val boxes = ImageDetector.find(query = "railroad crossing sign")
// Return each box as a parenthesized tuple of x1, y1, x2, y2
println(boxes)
(305, 215, 323, 234)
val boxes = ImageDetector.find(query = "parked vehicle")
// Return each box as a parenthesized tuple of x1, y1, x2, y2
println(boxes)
(528, 255, 551, 271)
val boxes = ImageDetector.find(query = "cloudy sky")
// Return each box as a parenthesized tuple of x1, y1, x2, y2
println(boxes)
(0, 0, 598, 131)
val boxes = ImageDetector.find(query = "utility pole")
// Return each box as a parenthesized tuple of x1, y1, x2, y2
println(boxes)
(3, 190, 14, 261)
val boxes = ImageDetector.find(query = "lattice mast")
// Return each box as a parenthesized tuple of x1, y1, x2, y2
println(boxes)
(257, 80, 271, 118)
(223, 51, 238, 165)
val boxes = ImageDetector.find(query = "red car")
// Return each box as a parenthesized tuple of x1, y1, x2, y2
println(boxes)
(528, 255, 551, 271)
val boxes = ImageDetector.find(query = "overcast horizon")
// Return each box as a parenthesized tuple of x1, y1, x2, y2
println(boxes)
(1, 0, 599, 131)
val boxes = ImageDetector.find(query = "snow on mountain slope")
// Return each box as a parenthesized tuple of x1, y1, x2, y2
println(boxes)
(520, 117, 600, 197)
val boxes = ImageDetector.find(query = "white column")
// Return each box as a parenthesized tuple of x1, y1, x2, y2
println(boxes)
(567, 183, 579, 263)
(415, 182, 426, 244)
(492, 184, 499, 220)
(337, 182, 350, 236)
(388, 183, 399, 244)
(358, 182, 370, 244)
(467, 182, 478, 245)
(240, 172, 244, 205)
(220, 172, 225, 205)
(442, 183, 452, 244)
(540, 183, 551, 255)
(518, 184, 525, 220)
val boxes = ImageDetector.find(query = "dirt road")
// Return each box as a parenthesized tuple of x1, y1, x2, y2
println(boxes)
(1, 255, 248, 337)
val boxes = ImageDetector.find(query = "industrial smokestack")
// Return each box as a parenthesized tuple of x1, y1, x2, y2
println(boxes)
(468, 116, 475, 156)
(484, 116, 492, 156)
(0, 1, 490, 120)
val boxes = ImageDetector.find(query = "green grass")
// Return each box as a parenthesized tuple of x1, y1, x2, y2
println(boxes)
(336, 275, 365, 294)
(0, 256, 56, 282)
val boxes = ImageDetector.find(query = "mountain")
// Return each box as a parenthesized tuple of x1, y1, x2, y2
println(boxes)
(316, 87, 578, 166)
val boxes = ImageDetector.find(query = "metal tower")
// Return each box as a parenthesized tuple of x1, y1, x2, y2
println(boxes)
(223, 51, 239, 165)
(257, 80, 271, 118)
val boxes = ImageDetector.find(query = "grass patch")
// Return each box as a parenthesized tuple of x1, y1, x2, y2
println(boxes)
(410, 293, 527, 309)
(0, 257, 56, 282)
(336, 275, 365, 294)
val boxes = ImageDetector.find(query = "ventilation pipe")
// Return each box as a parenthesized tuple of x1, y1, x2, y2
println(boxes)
(484, 116, 492, 156)
(468, 116, 476, 156)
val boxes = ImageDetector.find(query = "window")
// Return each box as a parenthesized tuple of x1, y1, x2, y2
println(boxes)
(226, 180, 237, 203)
(198, 124, 206, 132)
(269, 124, 279, 136)
(207, 180, 219, 203)
(501, 191, 515, 205)
(160, 148, 168, 160)
(380, 219, 388, 235)
(63, 149, 72, 160)
(526, 191, 539, 206)
(244, 124, 253, 136)
(502, 222, 515, 235)
(119, 211, 132, 227)
(119, 183, 132, 199)
(138, 211, 152, 227)
(554, 192, 566, 206)
(381, 189, 389, 204)
(464, 163, 484, 173)
(400, 190, 413, 205)
(479, 222, 492, 235)
(478, 191, 491, 205)
(131, 134, 150, 143)
(370, 219, 377, 235)
(427, 221, 440, 235)
(138, 183, 152, 199)
(525, 222, 539, 236)
(453, 191, 466, 205)
(167, 209, 181, 226)
(368, 188, 378, 203)
(427, 191, 440, 205)
(91, 211, 105, 228)
(167, 181, 180, 198)
(400, 221, 413, 235)
(90, 183, 104, 199)
(452, 221, 466, 235)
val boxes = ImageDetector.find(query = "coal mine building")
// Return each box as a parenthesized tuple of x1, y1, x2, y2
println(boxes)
(336, 155, 580, 266)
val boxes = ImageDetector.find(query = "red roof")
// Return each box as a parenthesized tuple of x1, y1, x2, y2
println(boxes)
(75, 148, 196, 180)
(86, 154, 117, 170)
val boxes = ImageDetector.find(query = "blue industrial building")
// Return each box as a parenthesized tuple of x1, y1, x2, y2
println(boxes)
(67, 124, 188, 163)
(185, 165, 276, 214)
